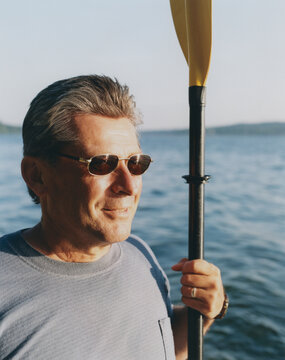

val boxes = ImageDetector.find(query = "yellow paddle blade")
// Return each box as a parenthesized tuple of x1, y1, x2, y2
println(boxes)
(170, 0, 212, 86)
(170, 0, 189, 63)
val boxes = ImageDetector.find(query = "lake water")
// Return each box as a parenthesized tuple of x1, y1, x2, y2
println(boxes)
(0, 132, 285, 360)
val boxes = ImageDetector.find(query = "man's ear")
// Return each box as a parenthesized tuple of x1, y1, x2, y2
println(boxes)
(21, 156, 47, 199)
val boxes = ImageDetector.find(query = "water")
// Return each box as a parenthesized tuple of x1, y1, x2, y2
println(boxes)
(1, 132, 285, 360)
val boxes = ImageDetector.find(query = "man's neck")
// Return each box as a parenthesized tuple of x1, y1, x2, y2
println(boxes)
(22, 223, 111, 263)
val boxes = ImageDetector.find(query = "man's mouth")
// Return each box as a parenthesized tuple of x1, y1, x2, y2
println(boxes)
(102, 207, 131, 218)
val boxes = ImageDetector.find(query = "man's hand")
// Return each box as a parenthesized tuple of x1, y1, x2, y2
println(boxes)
(172, 258, 224, 319)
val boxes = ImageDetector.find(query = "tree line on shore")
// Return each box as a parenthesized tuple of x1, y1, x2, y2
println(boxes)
(1, 121, 285, 135)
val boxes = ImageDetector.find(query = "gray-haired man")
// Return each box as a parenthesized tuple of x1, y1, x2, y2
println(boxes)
(0, 75, 226, 360)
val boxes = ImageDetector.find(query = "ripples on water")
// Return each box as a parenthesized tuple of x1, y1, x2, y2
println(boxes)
(0, 132, 285, 359)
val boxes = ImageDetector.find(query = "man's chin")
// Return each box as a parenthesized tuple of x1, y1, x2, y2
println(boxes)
(103, 225, 132, 244)
(86, 221, 132, 245)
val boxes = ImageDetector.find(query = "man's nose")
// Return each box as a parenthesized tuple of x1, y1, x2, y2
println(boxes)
(110, 161, 140, 195)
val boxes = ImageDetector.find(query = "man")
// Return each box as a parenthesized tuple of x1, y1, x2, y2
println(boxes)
(0, 75, 226, 360)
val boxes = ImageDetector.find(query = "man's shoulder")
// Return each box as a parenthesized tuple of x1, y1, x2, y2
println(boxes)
(126, 233, 149, 247)
(125, 234, 155, 257)
(0, 230, 22, 252)
(0, 231, 25, 275)
(124, 234, 163, 270)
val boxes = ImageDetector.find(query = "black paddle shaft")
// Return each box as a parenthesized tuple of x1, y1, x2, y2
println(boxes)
(184, 86, 208, 360)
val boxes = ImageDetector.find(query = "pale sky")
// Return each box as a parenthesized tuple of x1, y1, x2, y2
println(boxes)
(0, 0, 284, 130)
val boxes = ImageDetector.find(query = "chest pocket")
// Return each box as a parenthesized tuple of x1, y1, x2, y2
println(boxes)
(158, 317, 176, 360)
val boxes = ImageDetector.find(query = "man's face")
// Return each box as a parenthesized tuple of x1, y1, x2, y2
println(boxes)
(42, 114, 142, 246)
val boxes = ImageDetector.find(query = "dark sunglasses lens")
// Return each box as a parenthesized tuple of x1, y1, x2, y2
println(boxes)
(89, 155, 118, 175)
(128, 155, 151, 175)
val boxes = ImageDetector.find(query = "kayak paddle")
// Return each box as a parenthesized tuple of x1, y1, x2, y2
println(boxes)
(170, 0, 212, 359)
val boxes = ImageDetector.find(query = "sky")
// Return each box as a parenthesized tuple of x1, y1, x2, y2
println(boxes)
(0, 0, 284, 130)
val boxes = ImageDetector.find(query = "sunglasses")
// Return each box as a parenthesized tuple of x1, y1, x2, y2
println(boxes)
(58, 153, 153, 176)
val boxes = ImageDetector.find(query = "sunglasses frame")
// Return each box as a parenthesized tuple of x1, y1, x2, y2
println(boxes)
(57, 153, 153, 176)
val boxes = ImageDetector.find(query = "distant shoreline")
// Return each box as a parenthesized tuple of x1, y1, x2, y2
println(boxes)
(0, 122, 21, 134)
(1, 121, 285, 135)
(143, 121, 285, 136)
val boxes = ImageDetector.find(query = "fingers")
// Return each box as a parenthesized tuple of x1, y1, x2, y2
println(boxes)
(172, 258, 225, 319)
(172, 258, 220, 276)
(181, 285, 215, 304)
(171, 258, 188, 271)
(180, 286, 210, 315)
(181, 285, 203, 300)
(180, 274, 212, 289)
(181, 295, 218, 317)
(180, 285, 223, 318)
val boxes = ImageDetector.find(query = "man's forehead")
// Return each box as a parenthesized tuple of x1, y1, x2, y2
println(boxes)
(72, 114, 136, 133)
(69, 114, 141, 153)
(105, 129, 136, 137)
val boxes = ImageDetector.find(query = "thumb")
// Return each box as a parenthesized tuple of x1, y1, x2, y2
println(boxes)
(171, 258, 188, 271)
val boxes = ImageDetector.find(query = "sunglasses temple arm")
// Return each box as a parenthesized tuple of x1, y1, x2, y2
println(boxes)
(78, 158, 91, 165)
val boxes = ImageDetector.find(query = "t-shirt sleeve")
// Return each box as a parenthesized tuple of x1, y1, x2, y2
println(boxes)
(127, 234, 173, 318)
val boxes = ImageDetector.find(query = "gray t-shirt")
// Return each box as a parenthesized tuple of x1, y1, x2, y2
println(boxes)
(0, 231, 175, 360)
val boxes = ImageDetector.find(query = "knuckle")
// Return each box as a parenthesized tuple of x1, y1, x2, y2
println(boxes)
(211, 281, 219, 291)
(216, 267, 221, 276)
(208, 262, 220, 274)
(191, 260, 200, 273)
(180, 286, 186, 295)
(212, 264, 221, 276)
(208, 307, 217, 318)
(181, 295, 187, 305)
(181, 274, 191, 285)
(214, 268, 221, 280)
(181, 296, 192, 308)
(205, 302, 212, 313)
(181, 286, 192, 297)
(207, 292, 215, 303)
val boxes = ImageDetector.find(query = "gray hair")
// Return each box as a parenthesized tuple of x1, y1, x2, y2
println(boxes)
(22, 74, 142, 204)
